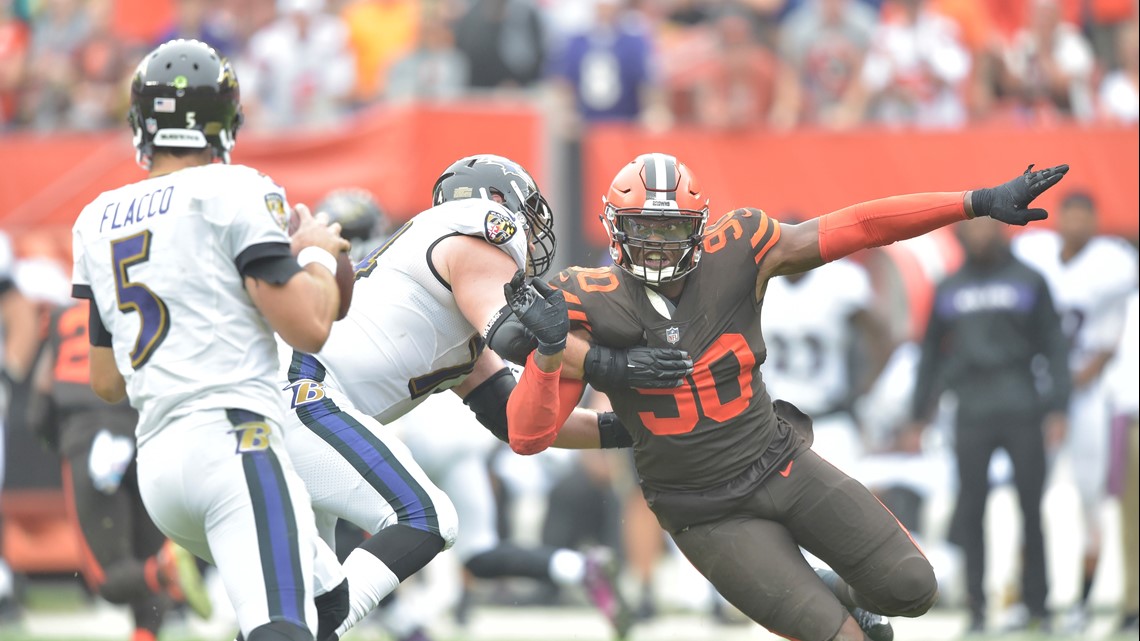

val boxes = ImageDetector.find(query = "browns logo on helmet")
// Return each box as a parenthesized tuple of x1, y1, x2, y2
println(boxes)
(601, 153, 709, 285)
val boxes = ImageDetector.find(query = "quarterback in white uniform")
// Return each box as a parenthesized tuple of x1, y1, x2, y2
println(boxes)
(763, 257, 892, 474)
(279, 155, 659, 640)
(71, 40, 350, 641)
(1012, 191, 1139, 631)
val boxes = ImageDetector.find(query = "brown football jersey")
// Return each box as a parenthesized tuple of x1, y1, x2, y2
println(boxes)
(47, 301, 137, 457)
(556, 208, 794, 492)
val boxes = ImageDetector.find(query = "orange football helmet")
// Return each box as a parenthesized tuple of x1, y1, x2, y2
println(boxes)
(601, 153, 709, 284)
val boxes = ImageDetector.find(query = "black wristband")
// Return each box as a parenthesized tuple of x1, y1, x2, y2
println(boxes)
(598, 411, 633, 449)
(581, 344, 625, 391)
(969, 188, 995, 218)
(536, 338, 567, 356)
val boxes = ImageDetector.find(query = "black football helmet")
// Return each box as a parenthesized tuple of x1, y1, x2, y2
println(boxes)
(128, 39, 243, 169)
(317, 188, 390, 261)
(431, 154, 556, 277)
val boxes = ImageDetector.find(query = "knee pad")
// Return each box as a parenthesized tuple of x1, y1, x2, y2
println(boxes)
(246, 621, 313, 641)
(885, 555, 939, 616)
(359, 524, 445, 583)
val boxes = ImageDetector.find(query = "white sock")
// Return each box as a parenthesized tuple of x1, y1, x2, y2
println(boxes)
(548, 549, 586, 586)
(333, 549, 400, 638)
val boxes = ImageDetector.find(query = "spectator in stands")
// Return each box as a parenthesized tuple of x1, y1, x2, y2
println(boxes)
(453, 0, 545, 91)
(340, 0, 419, 106)
(730, 0, 792, 50)
(927, 0, 1004, 122)
(1097, 19, 1139, 124)
(0, 0, 29, 129)
(22, 0, 91, 130)
(843, 0, 971, 128)
(238, 0, 355, 130)
(773, 0, 877, 128)
(1085, 0, 1136, 71)
(1001, 0, 1096, 123)
(155, 0, 239, 57)
(688, 10, 782, 129)
(547, 0, 665, 134)
(385, 6, 468, 103)
(67, 0, 133, 130)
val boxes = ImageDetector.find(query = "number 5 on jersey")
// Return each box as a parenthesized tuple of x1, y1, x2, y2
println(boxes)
(111, 230, 171, 368)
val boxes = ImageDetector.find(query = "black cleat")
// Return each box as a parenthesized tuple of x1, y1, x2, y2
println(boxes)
(850, 607, 894, 641)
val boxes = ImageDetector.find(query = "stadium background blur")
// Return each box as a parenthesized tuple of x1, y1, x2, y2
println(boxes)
(0, 0, 1137, 639)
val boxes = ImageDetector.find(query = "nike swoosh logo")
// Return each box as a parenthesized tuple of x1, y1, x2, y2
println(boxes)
(779, 460, 794, 478)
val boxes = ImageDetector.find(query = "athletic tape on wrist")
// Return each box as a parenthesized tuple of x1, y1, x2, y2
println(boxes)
(297, 246, 338, 277)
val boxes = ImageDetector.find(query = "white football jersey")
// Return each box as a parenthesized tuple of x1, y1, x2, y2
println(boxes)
(762, 259, 873, 414)
(71, 164, 293, 443)
(287, 198, 529, 423)
(1013, 230, 1139, 371)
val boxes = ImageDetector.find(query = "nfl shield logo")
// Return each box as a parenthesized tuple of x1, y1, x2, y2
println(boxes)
(666, 327, 680, 344)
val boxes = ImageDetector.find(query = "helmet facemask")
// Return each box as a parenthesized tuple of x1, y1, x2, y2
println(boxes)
(518, 188, 555, 278)
(431, 154, 557, 277)
(604, 203, 706, 285)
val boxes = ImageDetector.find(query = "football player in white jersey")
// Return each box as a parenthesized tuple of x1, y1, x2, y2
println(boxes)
(280, 155, 689, 640)
(762, 218, 892, 474)
(317, 185, 635, 629)
(1012, 190, 1139, 632)
(70, 40, 351, 641)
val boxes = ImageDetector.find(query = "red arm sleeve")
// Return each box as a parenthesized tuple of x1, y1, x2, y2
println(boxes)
(817, 192, 969, 263)
(506, 354, 586, 454)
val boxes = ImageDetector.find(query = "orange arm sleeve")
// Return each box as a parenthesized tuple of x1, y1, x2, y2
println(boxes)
(506, 354, 586, 454)
(817, 192, 969, 263)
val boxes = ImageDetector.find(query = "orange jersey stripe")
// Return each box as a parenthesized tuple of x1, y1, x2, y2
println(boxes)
(562, 290, 582, 305)
(752, 213, 781, 264)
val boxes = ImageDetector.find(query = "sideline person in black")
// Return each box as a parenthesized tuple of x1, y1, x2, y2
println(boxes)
(25, 300, 211, 641)
(909, 217, 1071, 633)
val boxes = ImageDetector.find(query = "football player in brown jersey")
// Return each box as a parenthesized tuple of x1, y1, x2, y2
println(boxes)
(503, 153, 1069, 641)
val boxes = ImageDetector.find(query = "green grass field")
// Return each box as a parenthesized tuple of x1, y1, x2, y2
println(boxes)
(3, 578, 1135, 641)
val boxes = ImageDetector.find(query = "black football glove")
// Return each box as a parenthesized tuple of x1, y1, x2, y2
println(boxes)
(584, 345, 693, 391)
(504, 270, 569, 355)
(970, 164, 1069, 226)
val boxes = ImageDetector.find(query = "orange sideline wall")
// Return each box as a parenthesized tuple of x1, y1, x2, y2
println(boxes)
(0, 102, 544, 260)
(1, 105, 1136, 261)
(581, 123, 1139, 247)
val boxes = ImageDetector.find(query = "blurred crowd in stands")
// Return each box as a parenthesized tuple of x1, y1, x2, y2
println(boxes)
(1, 0, 1138, 134)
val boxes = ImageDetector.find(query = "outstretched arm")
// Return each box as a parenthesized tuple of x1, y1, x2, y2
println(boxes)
(759, 164, 1069, 281)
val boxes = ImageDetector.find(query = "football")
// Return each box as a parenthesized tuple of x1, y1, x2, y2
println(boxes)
(335, 250, 354, 320)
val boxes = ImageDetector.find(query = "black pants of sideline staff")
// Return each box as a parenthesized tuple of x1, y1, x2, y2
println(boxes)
(951, 412, 1049, 620)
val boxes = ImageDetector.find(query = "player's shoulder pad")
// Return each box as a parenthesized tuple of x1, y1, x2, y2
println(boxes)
(431, 199, 521, 244)
(552, 265, 621, 296)
(703, 207, 779, 265)
(200, 165, 289, 230)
